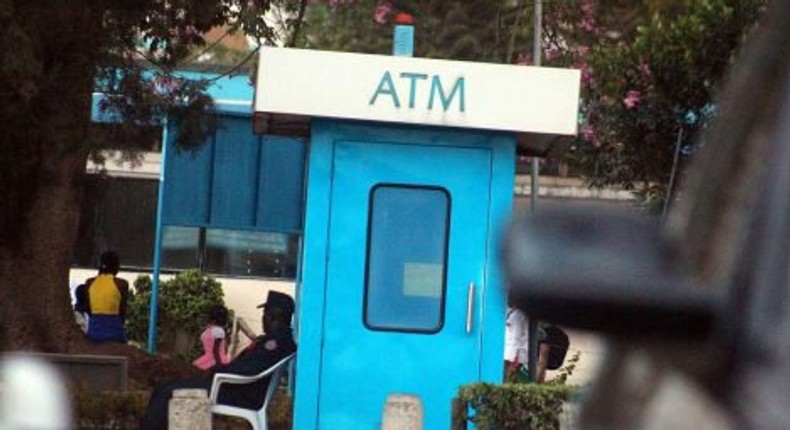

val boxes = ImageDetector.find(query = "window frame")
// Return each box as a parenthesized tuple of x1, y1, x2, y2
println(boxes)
(74, 175, 300, 280)
(361, 183, 452, 334)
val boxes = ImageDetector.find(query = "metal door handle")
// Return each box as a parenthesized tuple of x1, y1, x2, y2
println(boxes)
(466, 282, 475, 334)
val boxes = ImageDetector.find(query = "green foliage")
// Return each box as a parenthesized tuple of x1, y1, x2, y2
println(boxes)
(126, 270, 231, 361)
(410, 0, 532, 63)
(72, 388, 293, 430)
(544, 0, 766, 202)
(0, 0, 305, 348)
(301, 0, 533, 64)
(0, 0, 301, 250)
(300, 1, 392, 55)
(458, 383, 577, 430)
(547, 351, 581, 386)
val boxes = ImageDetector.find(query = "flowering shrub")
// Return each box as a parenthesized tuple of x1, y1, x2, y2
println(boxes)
(72, 388, 293, 430)
(373, 2, 393, 24)
(298, 0, 764, 210)
(542, 0, 765, 209)
(300, 1, 534, 63)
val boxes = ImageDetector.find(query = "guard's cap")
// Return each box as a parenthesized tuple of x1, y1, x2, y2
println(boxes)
(257, 291, 294, 316)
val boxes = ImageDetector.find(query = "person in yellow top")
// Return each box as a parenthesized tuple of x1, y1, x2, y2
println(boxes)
(85, 251, 129, 343)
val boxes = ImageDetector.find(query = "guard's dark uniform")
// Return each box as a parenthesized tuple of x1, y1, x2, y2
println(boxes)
(140, 327, 296, 430)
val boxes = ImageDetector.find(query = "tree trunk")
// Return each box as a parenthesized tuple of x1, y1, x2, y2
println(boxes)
(0, 2, 102, 351)
(0, 150, 89, 351)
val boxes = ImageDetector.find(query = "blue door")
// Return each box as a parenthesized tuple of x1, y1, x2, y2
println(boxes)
(318, 140, 492, 429)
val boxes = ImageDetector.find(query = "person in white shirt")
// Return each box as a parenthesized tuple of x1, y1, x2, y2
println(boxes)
(504, 298, 530, 382)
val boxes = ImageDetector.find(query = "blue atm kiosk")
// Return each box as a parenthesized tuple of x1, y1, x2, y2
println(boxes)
(254, 47, 580, 429)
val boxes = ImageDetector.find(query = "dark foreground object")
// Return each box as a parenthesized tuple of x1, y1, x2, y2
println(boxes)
(502, 2, 790, 429)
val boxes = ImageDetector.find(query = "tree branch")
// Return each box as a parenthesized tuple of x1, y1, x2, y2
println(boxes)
(287, 0, 310, 48)
(203, 45, 261, 82)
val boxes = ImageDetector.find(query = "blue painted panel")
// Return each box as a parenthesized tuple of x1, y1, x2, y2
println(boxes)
(293, 123, 335, 430)
(161, 115, 306, 233)
(162, 127, 213, 225)
(257, 136, 306, 232)
(319, 140, 490, 430)
(481, 134, 515, 383)
(92, 73, 254, 122)
(295, 119, 516, 430)
(173, 71, 254, 104)
(210, 117, 260, 228)
(393, 25, 414, 57)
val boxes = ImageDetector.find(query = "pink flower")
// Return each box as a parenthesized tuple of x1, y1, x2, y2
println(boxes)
(575, 45, 590, 57)
(574, 61, 594, 87)
(515, 53, 531, 65)
(373, 2, 393, 24)
(623, 90, 641, 109)
(544, 45, 560, 61)
(581, 124, 596, 142)
(580, 0, 595, 16)
(580, 16, 596, 33)
(581, 66, 594, 87)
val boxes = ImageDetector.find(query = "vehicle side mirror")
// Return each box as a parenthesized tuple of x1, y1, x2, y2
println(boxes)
(502, 206, 720, 340)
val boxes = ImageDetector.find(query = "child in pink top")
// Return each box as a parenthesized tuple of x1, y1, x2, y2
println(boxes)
(192, 305, 230, 370)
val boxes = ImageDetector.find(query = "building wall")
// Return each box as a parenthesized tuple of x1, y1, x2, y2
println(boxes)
(74, 153, 624, 385)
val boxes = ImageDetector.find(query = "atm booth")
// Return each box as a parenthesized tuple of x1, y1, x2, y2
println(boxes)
(252, 47, 580, 429)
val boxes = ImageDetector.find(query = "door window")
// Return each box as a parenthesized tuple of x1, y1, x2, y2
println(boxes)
(363, 184, 451, 333)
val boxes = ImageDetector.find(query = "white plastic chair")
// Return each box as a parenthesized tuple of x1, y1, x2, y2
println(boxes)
(208, 353, 295, 430)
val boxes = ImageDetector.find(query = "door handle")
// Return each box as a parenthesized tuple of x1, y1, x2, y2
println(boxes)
(466, 282, 475, 334)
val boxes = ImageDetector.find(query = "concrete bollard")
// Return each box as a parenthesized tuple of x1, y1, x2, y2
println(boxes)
(381, 394, 423, 430)
(168, 389, 211, 430)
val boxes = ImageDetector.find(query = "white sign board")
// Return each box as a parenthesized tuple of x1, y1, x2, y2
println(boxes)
(255, 47, 581, 136)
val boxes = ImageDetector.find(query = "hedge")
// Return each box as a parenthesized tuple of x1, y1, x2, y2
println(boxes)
(73, 389, 149, 430)
(72, 388, 292, 430)
(457, 382, 577, 430)
(126, 270, 233, 362)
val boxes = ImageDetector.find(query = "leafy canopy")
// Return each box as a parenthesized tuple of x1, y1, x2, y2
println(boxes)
(543, 0, 765, 206)
(0, 0, 305, 246)
(299, 0, 534, 64)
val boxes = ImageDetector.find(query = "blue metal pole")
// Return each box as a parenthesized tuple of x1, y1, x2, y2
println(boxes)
(147, 118, 170, 353)
(527, 0, 543, 381)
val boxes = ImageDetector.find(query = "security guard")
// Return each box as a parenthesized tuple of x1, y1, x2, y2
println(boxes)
(140, 291, 297, 430)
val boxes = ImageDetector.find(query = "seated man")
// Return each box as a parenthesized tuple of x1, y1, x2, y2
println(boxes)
(140, 291, 296, 430)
